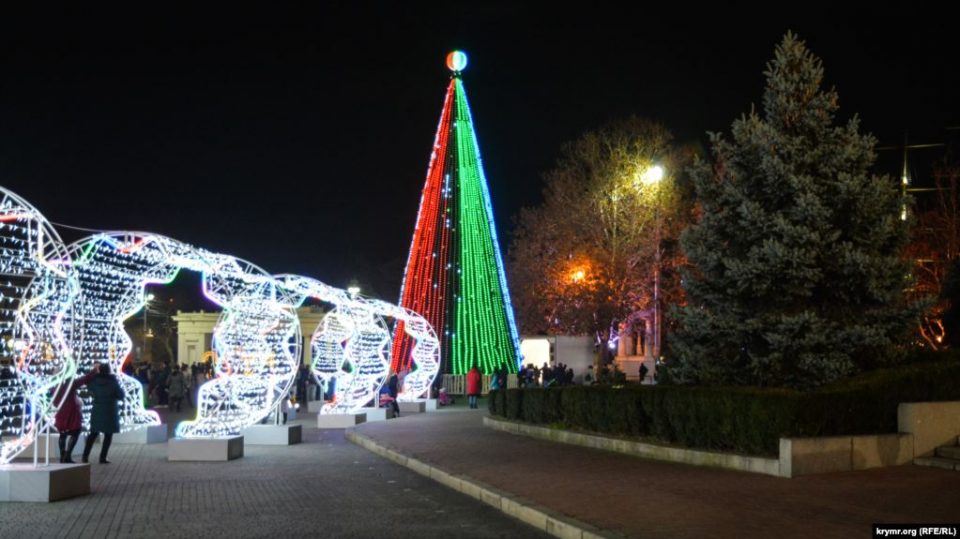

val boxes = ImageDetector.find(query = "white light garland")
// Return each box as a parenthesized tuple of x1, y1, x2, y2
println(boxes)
(365, 300, 439, 402)
(0, 187, 78, 464)
(66, 232, 301, 439)
(278, 275, 439, 411)
(278, 275, 390, 414)
(1, 186, 436, 451)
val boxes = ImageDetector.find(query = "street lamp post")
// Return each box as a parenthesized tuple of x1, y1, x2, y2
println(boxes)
(640, 165, 664, 379)
(143, 293, 155, 364)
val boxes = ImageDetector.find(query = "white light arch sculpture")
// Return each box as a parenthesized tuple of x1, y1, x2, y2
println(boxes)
(67, 232, 301, 438)
(0, 187, 78, 464)
(364, 300, 439, 402)
(278, 275, 439, 412)
(278, 275, 391, 415)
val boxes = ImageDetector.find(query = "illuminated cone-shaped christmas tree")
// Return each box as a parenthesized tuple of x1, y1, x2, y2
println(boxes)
(391, 51, 521, 375)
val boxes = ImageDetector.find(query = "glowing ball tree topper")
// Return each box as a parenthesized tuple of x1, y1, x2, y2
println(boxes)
(446, 50, 468, 72)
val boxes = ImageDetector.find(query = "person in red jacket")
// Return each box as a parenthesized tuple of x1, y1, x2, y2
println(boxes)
(52, 367, 97, 463)
(466, 365, 482, 409)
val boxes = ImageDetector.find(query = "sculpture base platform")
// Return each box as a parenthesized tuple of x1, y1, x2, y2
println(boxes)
(241, 424, 302, 445)
(22, 435, 61, 460)
(0, 463, 90, 502)
(358, 407, 388, 422)
(307, 401, 327, 413)
(398, 399, 437, 413)
(398, 401, 425, 414)
(317, 413, 366, 429)
(286, 407, 298, 422)
(168, 436, 244, 461)
(113, 425, 168, 444)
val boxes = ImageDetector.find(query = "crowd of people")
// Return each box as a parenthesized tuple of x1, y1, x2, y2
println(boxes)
(517, 362, 575, 388)
(123, 359, 214, 410)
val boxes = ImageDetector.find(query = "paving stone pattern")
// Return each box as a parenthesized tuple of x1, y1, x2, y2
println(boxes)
(353, 410, 960, 539)
(0, 416, 548, 539)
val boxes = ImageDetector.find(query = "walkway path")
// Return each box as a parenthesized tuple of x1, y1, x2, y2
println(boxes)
(0, 412, 547, 539)
(350, 410, 960, 539)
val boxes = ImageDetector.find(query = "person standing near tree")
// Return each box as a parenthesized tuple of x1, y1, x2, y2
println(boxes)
(80, 363, 124, 464)
(387, 371, 400, 417)
(466, 365, 482, 409)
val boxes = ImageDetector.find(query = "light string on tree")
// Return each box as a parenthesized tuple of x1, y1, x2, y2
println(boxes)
(392, 51, 522, 376)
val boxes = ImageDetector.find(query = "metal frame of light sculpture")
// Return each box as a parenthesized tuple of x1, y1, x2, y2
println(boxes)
(67, 232, 301, 438)
(365, 299, 439, 402)
(278, 275, 392, 415)
(278, 275, 439, 410)
(0, 187, 78, 464)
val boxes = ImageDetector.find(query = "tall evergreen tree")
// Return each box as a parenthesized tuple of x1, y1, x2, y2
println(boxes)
(669, 33, 920, 388)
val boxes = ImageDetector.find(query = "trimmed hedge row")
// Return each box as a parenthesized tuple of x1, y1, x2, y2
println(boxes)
(488, 359, 960, 456)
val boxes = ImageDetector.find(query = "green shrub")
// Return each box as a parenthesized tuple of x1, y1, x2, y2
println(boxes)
(488, 389, 504, 415)
(505, 389, 523, 420)
(521, 388, 545, 423)
(487, 358, 960, 456)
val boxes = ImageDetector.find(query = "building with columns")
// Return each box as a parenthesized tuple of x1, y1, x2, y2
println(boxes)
(614, 313, 657, 383)
(172, 306, 326, 366)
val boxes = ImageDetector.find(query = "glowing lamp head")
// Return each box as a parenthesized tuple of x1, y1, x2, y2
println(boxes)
(641, 165, 664, 185)
(446, 50, 468, 73)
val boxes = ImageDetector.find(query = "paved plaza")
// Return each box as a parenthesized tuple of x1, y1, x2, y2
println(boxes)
(0, 410, 547, 539)
(3, 405, 959, 538)
(352, 410, 960, 539)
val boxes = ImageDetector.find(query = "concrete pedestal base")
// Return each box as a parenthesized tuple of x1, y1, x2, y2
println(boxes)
(317, 413, 366, 429)
(286, 407, 298, 422)
(113, 424, 168, 444)
(399, 401, 426, 414)
(23, 435, 61, 460)
(0, 463, 90, 502)
(423, 398, 438, 411)
(307, 401, 327, 413)
(241, 424, 302, 445)
(358, 407, 388, 422)
(168, 436, 244, 461)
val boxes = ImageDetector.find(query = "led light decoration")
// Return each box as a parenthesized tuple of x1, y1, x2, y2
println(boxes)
(278, 275, 390, 414)
(278, 275, 439, 411)
(0, 187, 78, 464)
(392, 52, 522, 375)
(446, 50, 468, 72)
(66, 232, 301, 438)
(366, 300, 439, 402)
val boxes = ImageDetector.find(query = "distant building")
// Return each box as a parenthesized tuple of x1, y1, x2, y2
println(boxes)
(172, 306, 326, 365)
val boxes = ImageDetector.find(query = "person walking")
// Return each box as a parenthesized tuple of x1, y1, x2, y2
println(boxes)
(181, 364, 193, 408)
(387, 371, 400, 417)
(80, 363, 125, 464)
(166, 367, 186, 413)
(466, 365, 482, 409)
(52, 370, 95, 463)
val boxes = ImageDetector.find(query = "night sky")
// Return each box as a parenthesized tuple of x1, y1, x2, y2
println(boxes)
(1, 5, 957, 305)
